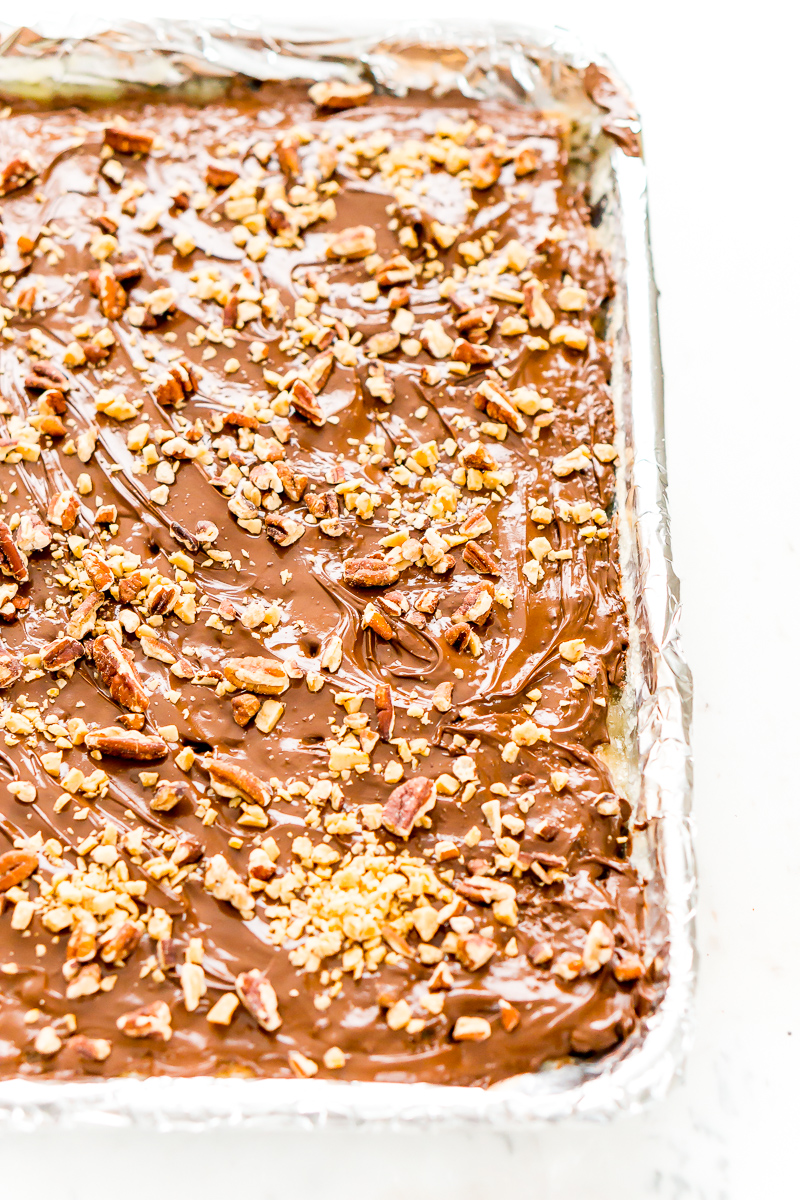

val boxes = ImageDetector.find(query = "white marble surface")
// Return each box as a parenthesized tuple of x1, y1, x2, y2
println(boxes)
(2, 2, 798, 1195)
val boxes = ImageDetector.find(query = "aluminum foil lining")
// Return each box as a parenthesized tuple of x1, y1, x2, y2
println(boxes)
(0, 19, 695, 1129)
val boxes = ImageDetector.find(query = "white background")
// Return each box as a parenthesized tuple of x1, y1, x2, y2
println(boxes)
(2, 2, 798, 1196)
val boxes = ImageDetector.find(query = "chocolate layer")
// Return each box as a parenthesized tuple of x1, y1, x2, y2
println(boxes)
(0, 83, 656, 1085)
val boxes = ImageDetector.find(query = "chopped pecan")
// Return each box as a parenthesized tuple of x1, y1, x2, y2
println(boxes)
(235, 969, 282, 1032)
(374, 254, 415, 288)
(84, 727, 168, 760)
(40, 636, 83, 671)
(231, 693, 262, 727)
(305, 349, 334, 394)
(454, 582, 494, 625)
(92, 634, 149, 712)
(612, 951, 645, 982)
(375, 682, 395, 740)
(0, 651, 22, 688)
(146, 580, 181, 615)
(304, 489, 338, 520)
(343, 557, 400, 588)
(362, 601, 393, 640)
(197, 754, 272, 807)
(92, 264, 127, 320)
(514, 143, 541, 176)
(454, 304, 499, 338)
(277, 133, 301, 179)
(99, 920, 142, 964)
(265, 204, 293, 236)
(154, 361, 199, 406)
(381, 776, 436, 839)
(172, 833, 204, 868)
(223, 656, 289, 695)
(118, 571, 146, 603)
(46, 490, 80, 531)
(66, 917, 97, 963)
(470, 145, 501, 189)
(462, 540, 501, 576)
(104, 126, 154, 155)
(289, 378, 325, 426)
(459, 508, 492, 538)
(151, 779, 194, 812)
(264, 514, 304, 547)
(365, 330, 400, 357)
(474, 379, 526, 433)
(499, 999, 521, 1031)
(456, 933, 496, 970)
(452, 340, 494, 365)
(455, 876, 516, 905)
(0, 849, 38, 892)
(222, 410, 260, 430)
(327, 225, 377, 260)
(70, 1035, 111, 1062)
(309, 79, 374, 109)
(25, 362, 69, 392)
(169, 521, 200, 553)
(522, 278, 555, 330)
(582, 920, 614, 974)
(82, 549, 114, 591)
(205, 163, 239, 190)
(0, 156, 37, 196)
(444, 621, 475, 652)
(65, 590, 105, 640)
(274, 461, 308, 502)
(415, 589, 440, 615)
(0, 521, 29, 584)
(116, 1001, 172, 1041)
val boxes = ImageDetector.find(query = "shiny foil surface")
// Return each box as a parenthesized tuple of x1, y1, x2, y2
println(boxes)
(0, 20, 694, 1127)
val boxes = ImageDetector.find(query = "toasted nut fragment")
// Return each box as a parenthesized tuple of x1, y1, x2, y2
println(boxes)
(288, 1049, 318, 1078)
(456, 933, 496, 970)
(499, 999, 521, 1031)
(81, 549, 114, 591)
(40, 636, 84, 671)
(470, 145, 501, 189)
(276, 133, 301, 178)
(154, 360, 199, 405)
(456, 875, 516, 905)
(381, 776, 436, 839)
(15, 510, 52, 553)
(25, 362, 69, 392)
(327, 225, 377, 260)
(93, 264, 127, 320)
(343, 557, 400, 588)
(70, 1035, 112, 1062)
(375, 254, 415, 288)
(0, 651, 23, 688)
(99, 920, 142, 964)
(522, 278, 555, 330)
(452, 340, 494, 365)
(289, 377, 325, 426)
(0, 849, 38, 892)
(309, 79, 374, 109)
(205, 163, 239, 189)
(84, 727, 168, 760)
(0, 519, 29, 583)
(362, 601, 393, 640)
(513, 143, 541, 176)
(454, 581, 494, 625)
(612, 951, 645, 982)
(273, 461, 308, 502)
(236, 969, 282, 1032)
(151, 779, 194, 812)
(46, 490, 80, 531)
(375, 682, 395, 740)
(304, 349, 335, 394)
(197, 754, 272, 808)
(304, 489, 338, 520)
(104, 126, 154, 155)
(474, 379, 526, 433)
(118, 571, 146, 604)
(231, 693, 262, 727)
(172, 833, 204, 868)
(462, 540, 501, 576)
(116, 1001, 172, 1041)
(264, 514, 305, 547)
(91, 635, 150, 712)
(223, 656, 289, 695)
(582, 920, 614, 973)
(65, 591, 105, 640)
(452, 1016, 492, 1042)
(0, 156, 37, 196)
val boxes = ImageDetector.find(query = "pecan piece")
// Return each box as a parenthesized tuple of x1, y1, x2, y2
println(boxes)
(172, 833, 204, 868)
(273, 461, 308, 502)
(46, 490, 80, 531)
(612, 951, 645, 982)
(462, 540, 501, 576)
(89, 264, 127, 320)
(343, 557, 400, 588)
(264, 514, 304, 547)
(470, 145, 501, 189)
(304, 349, 334, 394)
(277, 133, 301, 179)
(522, 278, 555, 330)
(205, 163, 239, 190)
(0, 156, 37, 196)
(235, 969, 282, 1032)
(375, 682, 395, 740)
(304, 489, 339, 520)
(327, 225, 377, 260)
(452, 340, 494, 366)
(455, 876, 516, 904)
(118, 571, 146, 603)
(231, 693, 261, 727)
(169, 522, 200, 553)
(454, 582, 494, 625)
(65, 590, 105, 639)
(70, 1036, 111, 1063)
(381, 776, 436, 839)
(223, 656, 289, 695)
(289, 378, 325, 426)
(40, 636, 83, 671)
(0, 849, 38, 892)
(92, 634, 149, 712)
(474, 379, 526, 433)
(456, 933, 497, 970)
(454, 304, 499, 338)
(99, 920, 142, 964)
(84, 727, 168, 760)
(308, 79, 374, 110)
(82, 549, 114, 591)
(374, 255, 415, 288)
(514, 144, 541, 176)
(150, 779, 194, 812)
(104, 126, 154, 155)
(116, 1001, 172, 1041)
(154, 360, 199, 406)
(0, 520, 29, 583)
(362, 601, 393, 640)
(25, 362, 69, 392)
(197, 754, 272, 808)
(444, 621, 476, 652)
(146, 581, 181, 616)
(0, 651, 22, 688)
(15, 511, 52, 556)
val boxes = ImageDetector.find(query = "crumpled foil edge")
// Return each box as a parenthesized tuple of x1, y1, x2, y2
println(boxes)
(0, 18, 695, 1129)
